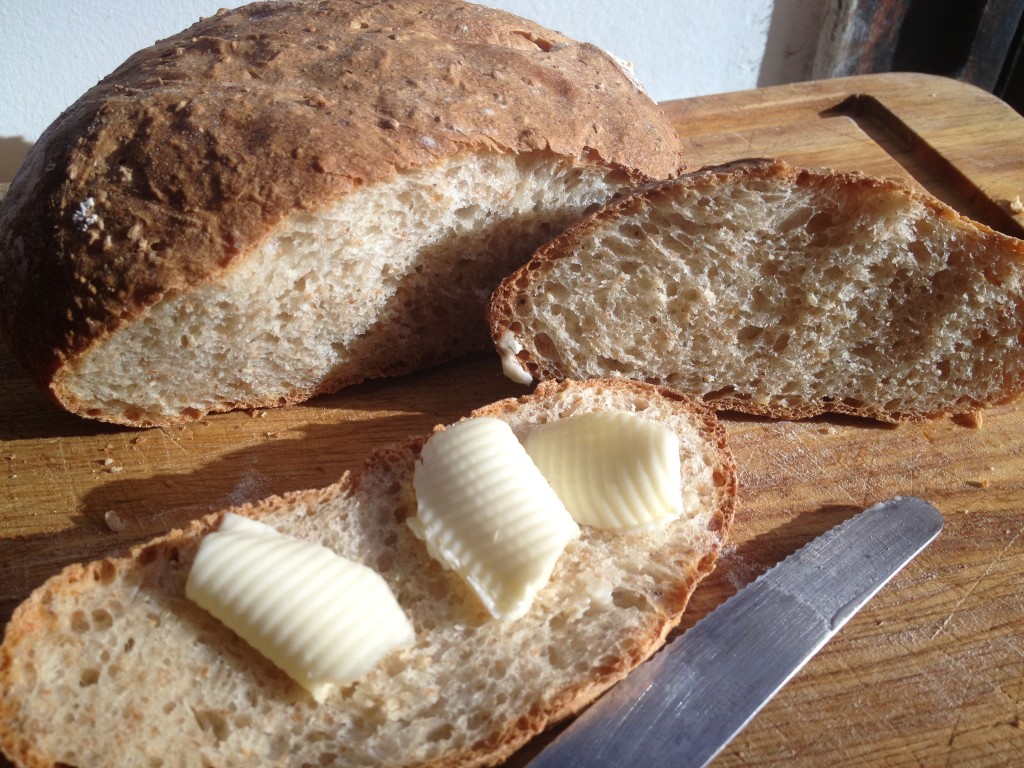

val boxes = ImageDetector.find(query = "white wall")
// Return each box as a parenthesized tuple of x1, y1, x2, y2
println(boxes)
(0, 0, 825, 179)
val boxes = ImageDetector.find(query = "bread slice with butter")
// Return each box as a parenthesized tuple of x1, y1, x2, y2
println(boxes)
(489, 158, 1024, 422)
(0, 379, 736, 768)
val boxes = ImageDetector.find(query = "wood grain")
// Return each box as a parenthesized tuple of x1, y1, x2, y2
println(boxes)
(2, 73, 1024, 767)
(660, 72, 1024, 768)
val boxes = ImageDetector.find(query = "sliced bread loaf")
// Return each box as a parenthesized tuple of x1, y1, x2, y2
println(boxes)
(0, 0, 683, 427)
(0, 378, 736, 768)
(489, 159, 1024, 422)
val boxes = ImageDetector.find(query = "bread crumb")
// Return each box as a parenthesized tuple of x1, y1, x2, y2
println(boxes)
(1011, 196, 1024, 214)
(104, 510, 126, 532)
(967, 478, 990, 488)
(953, 411, 983, 428)
(101, 457, 114, 466)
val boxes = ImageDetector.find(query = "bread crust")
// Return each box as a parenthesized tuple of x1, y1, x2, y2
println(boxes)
(0, 0, 683, 413)
(489, 158, 1024, 422)
(0, 378, 735, 768)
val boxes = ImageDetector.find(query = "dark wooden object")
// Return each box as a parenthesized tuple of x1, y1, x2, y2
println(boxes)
(813, 0, 1024, 112)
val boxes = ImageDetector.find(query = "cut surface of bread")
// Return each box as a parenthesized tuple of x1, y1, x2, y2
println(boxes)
(62, 152, 632, 424)
(0, 379, 736, 768)
(490, 159, 1024, 422)
(0, 0, 684, 427)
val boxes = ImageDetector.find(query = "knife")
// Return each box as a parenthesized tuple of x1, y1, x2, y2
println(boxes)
(528, 495, 944, 768)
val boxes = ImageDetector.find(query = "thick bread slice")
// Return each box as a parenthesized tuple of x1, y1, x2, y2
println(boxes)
(0, 378, 736, 768)
(489, 159, 1024, 422)
(0, 0, 683, 427)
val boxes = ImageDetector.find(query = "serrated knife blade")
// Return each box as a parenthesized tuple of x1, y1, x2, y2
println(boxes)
(528, 495, 944, 768)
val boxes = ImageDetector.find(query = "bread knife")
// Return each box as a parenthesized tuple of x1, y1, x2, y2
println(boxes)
(527, 495, 943, 768)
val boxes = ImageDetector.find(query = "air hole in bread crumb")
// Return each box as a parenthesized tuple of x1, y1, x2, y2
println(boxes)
(704, 386, 736, 401)
(737, 325, 763, 343)
(533, 332, 561, 362)
(594, 653, 622, 677)
(70, 610, 90, 633)
(822, 264, 845, 283)
(547, 643, 573, 670)
(596, 356, 630, 374)
(124, 405, 145, 422)
(611, 588, 648, 611)
(194, 709, 231, 741)
(138, 545, 161, 566)
(428, 723, 455, 742)
(20, 661, 38, 688)
(549, 612, 569, 631)
(806, 211, 834, 234)
(91, 609, 113, 630)
(79, 668, 100, 687)
(94, 559, 117, 583)
(376, 550, 395, 572)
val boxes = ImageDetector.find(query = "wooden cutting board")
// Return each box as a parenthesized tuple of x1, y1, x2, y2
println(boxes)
(1, 72, 1023, 767)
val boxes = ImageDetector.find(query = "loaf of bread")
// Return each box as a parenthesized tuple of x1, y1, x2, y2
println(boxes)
(489, 159, 1024, 422)
(0, 0, 683, 427)
(0, 378, 735, 768)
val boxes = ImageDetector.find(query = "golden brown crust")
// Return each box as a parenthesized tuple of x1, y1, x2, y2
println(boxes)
(0, 0, 684, 404)
(488, 158, 1024, 422)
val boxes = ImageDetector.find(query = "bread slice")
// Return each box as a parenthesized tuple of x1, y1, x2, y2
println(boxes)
(489, 158, 1024, 422)
(0, 378, 736, 768)
(0, 0, 684, 427)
